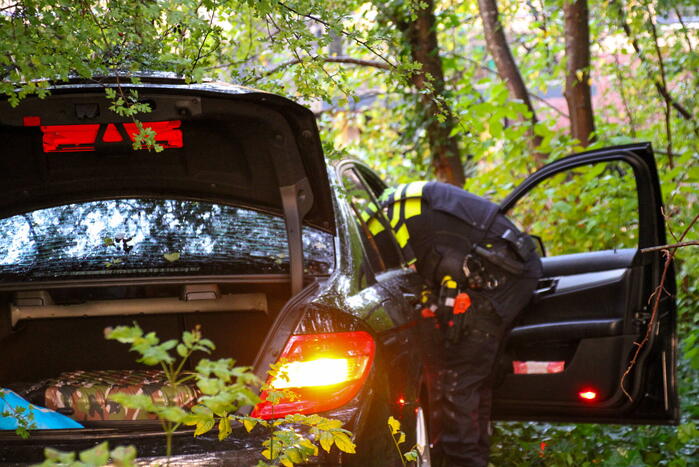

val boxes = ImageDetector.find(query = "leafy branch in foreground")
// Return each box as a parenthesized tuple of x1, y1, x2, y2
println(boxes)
(105, 322, 257, 459)
(388, 416, 419, 466)
(0, 390, 37, 439)
(237, 360, 356, 467)
(33, 442, 136, 467)
(106, 323, 356, 466)
(620, 212, 699, 401)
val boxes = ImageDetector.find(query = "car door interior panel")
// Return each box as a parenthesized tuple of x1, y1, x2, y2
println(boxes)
(495, 250, 639, 404)
(492, 144, 678, 424)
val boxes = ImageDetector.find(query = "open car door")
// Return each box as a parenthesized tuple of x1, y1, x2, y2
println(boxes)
(491, 143, 678, 424)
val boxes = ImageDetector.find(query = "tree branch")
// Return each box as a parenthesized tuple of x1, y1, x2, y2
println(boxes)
(610, 0, 695, 123)
(641, 240, 699, 253)
(277, 1, 397, 70)
(242, 56, 391, 84)
(673, 6, 694, 55)
(459, 56, 570, 119)
(477, 0, 545, 162)
(644, 0, 674, 167)
(620, 212, 699, 401)
(563, 0, 595, 146)
(612, 52, 637, 138)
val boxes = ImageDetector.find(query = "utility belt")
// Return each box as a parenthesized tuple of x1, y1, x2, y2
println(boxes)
(419, 278, 502, 344)
(474, 227, 536, 275)
(418, 220, 534, 344)
(422, 224, 536, 291)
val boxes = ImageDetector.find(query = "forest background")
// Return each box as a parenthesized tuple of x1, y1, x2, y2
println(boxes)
(1, 0, 697, 464)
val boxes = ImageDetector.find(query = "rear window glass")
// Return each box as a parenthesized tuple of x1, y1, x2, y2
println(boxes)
(0, 199, 334, 282)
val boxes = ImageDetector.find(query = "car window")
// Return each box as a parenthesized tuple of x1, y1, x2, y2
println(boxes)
(506, 160, 639, 256)
(339, 168, 403, 273)
(0, 199, 334, 281)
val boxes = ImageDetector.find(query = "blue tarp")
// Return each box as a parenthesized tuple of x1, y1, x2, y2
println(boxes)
(0, 389, 83, 430)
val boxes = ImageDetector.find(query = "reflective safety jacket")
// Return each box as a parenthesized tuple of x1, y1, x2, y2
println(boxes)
(363, 181, 501, 271)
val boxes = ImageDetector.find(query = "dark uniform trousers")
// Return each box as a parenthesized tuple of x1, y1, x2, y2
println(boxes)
(370, 182, 542, 466)
(418, 212, 541, 467)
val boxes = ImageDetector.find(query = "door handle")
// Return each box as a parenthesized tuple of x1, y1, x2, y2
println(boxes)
(534, 278, 558, 297)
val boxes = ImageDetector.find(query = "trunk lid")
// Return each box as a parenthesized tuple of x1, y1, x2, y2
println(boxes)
(0, 79, 334, 233)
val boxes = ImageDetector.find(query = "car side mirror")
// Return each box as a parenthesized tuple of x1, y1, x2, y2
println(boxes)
(530, 235, 546, 257)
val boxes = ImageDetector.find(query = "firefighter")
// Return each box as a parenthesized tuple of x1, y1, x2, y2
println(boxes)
(366, 181, 542, 466)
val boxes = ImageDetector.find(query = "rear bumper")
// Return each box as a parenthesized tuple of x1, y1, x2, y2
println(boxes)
(0, 426, 347, 465)
(0, 426, 266, 465)
(0, 370, 380, 465)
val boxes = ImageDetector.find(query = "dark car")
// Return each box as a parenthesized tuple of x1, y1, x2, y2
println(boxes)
(0, 78, 678, 465)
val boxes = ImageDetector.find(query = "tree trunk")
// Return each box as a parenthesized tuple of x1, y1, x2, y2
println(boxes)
(478, 0, 544, 161)
(563, 0, 595, 146)
(397, 0, 465, 186)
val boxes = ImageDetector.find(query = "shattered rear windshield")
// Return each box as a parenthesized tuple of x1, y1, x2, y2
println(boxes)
(0, 199, 334, 281)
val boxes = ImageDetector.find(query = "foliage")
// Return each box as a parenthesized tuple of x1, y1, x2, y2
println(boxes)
(105, 324, 356, 466)
(507, 160, 640, 256)
(105, 323, 258, 459)
(33, 443, 136, 467)
(240, 360, 357, 466)
(237, 412, 356, 467)
(387, 415, 419, 465)
(0, 390, 37, 439)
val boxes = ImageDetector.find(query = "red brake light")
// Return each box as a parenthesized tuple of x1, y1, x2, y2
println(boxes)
(102, 123, 124, 142)
(251, 331, 375, 419)
(578, 389, 598, 401)
(38, 121, 183, 152)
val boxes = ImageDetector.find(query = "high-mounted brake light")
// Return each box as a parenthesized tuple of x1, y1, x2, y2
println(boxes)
(35, 120, 183, 153)
(252, 331, 375, 419)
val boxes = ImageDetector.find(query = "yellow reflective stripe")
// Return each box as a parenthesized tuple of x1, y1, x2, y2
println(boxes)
(368, 218, 385, 235)
(390, 200, 401, 228)
(395, 224, 410, 247)
(389, 185, 408, 228)
(405, 181, 427, 198)
(404, 198, 421, 219)
(360, 201, 379, 223)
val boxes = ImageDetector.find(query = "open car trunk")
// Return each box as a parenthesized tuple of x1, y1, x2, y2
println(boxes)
(0, 281, 289, 427)
(0, 79, 338, 449)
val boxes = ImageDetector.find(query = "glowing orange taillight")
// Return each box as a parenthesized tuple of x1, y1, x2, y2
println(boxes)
(578, 389, 598, 401)
(252, 331, 375, 419)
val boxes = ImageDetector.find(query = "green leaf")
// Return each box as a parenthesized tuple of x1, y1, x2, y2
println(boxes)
(319, 431, 334, 452)
(163, 252, 181, 262)
(43, 446, 77, 463)
(194, 418, 215, 437)
(388, 416, 401, 435)
(332, 432, 356, 454)
(78, 441, 110, 465)
(110, 445, 137, 467)
(218, 416, 232, 440)
(243, 418, 258, 432)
